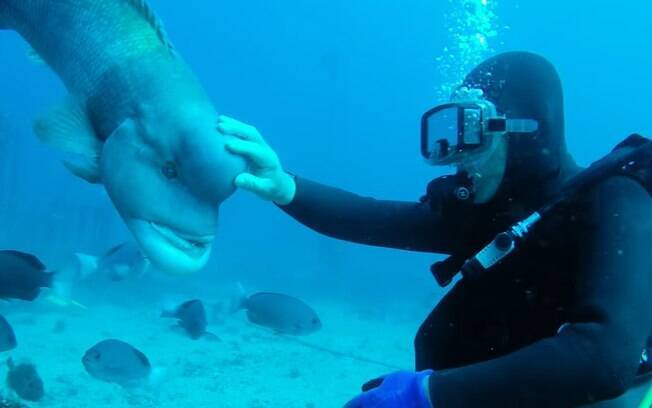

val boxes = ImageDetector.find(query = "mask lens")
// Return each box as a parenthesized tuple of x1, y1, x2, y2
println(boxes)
(462, 107, 482, 145)
(423, 106, 459, 160)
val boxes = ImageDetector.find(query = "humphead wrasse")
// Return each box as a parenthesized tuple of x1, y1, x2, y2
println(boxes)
(0, 0, 244, 274)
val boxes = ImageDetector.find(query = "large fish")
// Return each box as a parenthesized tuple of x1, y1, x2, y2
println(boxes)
(231, 287, 322, 336)
(0, 0, 244, 274)
(82, 339, 158, 388)
(160, 299, 207, 339)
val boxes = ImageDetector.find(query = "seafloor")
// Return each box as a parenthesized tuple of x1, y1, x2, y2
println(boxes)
(0, 298, 418, 407)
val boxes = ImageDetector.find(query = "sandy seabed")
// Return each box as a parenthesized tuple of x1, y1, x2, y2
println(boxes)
(0, 299, 418, 408)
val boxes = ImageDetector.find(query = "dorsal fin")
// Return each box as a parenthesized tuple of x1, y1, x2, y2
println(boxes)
(125, 0, 176, 55)
(1, 250, 46, 270)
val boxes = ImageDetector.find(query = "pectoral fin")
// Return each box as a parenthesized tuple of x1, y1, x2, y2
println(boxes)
(63, 158, 102, 184)
(27, 47, 47, 65)
(33, 98, 103, 183)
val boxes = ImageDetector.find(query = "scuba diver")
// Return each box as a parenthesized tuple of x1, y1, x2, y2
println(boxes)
(219, 51, 652, 407)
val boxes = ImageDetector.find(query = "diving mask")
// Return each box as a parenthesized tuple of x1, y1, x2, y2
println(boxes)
(420, 91, 539, 165)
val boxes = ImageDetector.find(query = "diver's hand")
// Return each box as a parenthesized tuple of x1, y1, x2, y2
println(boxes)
(343, 370, 434, 408)
(219, 116, 296, 205)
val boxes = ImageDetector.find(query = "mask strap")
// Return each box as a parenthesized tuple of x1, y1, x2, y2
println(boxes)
(505, 119, 539, 133)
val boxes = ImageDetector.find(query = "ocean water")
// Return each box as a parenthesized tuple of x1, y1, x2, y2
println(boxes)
(0, 0, 651, 407)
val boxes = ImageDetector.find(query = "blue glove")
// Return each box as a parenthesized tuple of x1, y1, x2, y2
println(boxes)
(343, 370, 434, 408)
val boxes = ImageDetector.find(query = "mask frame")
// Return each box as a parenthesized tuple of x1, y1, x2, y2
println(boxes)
(420, 100, 539, 165)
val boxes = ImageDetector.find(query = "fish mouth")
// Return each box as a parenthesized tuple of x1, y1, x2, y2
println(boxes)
(147, 221, 214, 252)
(125, 219, 214, 274)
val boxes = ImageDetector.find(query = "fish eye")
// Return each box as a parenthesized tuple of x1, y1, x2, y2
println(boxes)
(161, 161, 178, 179)
(312, 318, 319, 325)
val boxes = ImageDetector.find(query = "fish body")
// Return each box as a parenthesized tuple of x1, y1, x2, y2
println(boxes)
(0, 0, 245, 274)
(6, 359, 44, 402)
(0, 315, 16, 352)
(82, 339, 152, 387)
(237, 292, 322, 336)
(161, 299, 208, 340)
(75, 242, 150, 281)
(0, 251, 53, 301)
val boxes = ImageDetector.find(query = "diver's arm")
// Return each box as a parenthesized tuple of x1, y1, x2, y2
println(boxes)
(219, 115, 455, 253)
(426, 177, 652, 406)
(278, 175, 453, 252)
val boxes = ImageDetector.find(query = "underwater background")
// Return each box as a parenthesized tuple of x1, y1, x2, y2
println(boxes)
(0, 0, 651, 406)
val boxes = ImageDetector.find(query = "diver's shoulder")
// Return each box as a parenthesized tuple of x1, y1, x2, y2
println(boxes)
(583, 175, 652, 219)
(589, 175, 650, 200)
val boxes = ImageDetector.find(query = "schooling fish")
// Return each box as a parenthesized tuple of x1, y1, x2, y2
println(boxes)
(0, 251, 54, 301)
(0, 315, 16, 352)
(74, 242, 150, 282)
(82, 339, 157, 388)
(161, 299, 218, 340)
(0, 0, 245, 275)
(6, 358, 44, 402)
(232, 288, 322, 336)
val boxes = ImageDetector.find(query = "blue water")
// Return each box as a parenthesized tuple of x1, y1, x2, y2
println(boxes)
(0, 1, 651, 406)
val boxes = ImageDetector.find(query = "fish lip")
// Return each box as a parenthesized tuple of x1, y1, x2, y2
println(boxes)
(147, 221, 215, 251)
(125, 218, 213, 272)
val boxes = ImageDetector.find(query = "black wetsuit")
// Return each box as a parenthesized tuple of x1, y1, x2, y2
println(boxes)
(281, 174, 652, 407)
(279, 52, 652, 407)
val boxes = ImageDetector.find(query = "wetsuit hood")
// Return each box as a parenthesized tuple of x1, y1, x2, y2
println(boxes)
(461, 52, 578, 203)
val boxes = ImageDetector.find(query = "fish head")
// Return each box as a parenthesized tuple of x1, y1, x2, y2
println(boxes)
(295, 315, 322, 335)
(310, 315, 323, 332)
(81, 347, 103, 375)
(285, 314, 322, 336)
(99, 101, 244, 275)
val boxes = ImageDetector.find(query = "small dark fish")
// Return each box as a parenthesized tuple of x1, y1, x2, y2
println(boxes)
(234, 290, 322, 336)
(82, 339, 152, 387)
(161, 299, 214, 340)
(6, 358, 44, 402)
(0, 251, 54, 301)
(0, 315, 16, 352)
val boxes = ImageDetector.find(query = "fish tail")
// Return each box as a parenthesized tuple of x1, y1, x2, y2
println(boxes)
(42, 271, 56, 288)
(160, 297, 182, 318)
(44, 256, 89, 309)
(159, 309, 175, 318)
(227, 282, 249, 314)
(45, 255, 77, 304)
(73, 253, 99, 279)
(147, 366, 168, 390)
